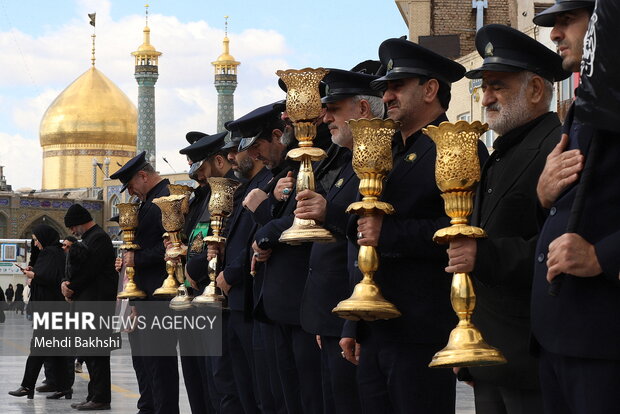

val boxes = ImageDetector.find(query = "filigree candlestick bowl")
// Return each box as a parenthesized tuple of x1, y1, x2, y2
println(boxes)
(423, 120, 506, 368)
(333, 118, 401, 321)
(277, 67, 335, 244)
(116, 202, 146, 299)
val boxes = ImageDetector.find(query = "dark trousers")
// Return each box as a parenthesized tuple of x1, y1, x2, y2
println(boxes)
(473, 380, 544, 414)
(209, 311, 243, 414)
(539, 348, 620, 414)
(179, 308, 215, 414)
(320, 335, 361, 414)
(22, 355, 74, 390)
(273, 323, 323, 414)
(129, 329, 179, 414)
(228, 310, 260, 413)
(253, 321, 287, 414)
(357, 336, 455, 414)
(180, 355, 214, 414)
(84, 355, 111, 403)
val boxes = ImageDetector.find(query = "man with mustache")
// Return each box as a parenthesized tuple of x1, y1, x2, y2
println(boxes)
(531, 1, 620, 413)
(445, 24, 570, 414)
(346, 38, 487, 413)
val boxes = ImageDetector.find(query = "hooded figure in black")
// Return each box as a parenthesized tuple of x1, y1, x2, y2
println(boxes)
(8, 224, 74, 400)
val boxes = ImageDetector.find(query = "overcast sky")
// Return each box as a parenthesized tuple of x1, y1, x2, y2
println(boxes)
(0, 0, 407, 190)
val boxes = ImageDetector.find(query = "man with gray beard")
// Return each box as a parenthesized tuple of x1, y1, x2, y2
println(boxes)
(445, 24, 570, 414)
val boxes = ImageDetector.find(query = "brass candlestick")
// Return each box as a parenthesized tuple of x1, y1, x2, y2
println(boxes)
(423, 120, 506, 368)
(117, 202, 147, 299)
(152, 195, 188, 298)
(193, 177, 241, 307)
(332, 118, 401, 321)
(277, 68, 335, 245)
(167, 184, 194, 310)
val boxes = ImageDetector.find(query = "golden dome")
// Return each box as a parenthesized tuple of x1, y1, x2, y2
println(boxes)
(40, 67, 137, 147)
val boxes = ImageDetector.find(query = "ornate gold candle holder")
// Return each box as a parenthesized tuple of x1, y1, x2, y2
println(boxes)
(423, 120, 506, 368)
(152, 195, 188, 298)
(167, 184, 195, 310)
(193, 177, 241, 307)
(276, 68, 335, 245)
(332, 118, 401, 321)
(168, 184, 193, 215)
(117, 202, 147, 299)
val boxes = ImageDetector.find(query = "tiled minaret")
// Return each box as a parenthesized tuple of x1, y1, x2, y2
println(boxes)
(131, 5, 162, 167)
(212, 16, 240, 133)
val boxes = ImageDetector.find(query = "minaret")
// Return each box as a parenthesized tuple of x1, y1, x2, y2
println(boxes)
(212, 16, 240, 133)
(131, 4, 162, 167)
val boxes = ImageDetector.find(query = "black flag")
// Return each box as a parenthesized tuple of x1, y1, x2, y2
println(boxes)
(575, 0, 620, 132)
(88, 13, 96, 27)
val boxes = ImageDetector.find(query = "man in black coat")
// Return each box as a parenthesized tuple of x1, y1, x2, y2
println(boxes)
(205, 133, 271, 414)
(342, 38, 487, 413)
(111, 151, 178, 414)
(445, 24, 570, 414)
(61, 203, 118, 410)
(531, 2, 620, 413)
(296, 67, 386, 413)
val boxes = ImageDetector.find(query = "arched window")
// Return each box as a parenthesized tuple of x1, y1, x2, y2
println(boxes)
(110, 195, 120, 218)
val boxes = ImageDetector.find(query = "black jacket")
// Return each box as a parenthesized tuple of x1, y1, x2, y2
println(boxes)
(31, 246, 65, 302)
(301, 153, 360, 337)
(469, 112, 561, 388)
(532, 105, 620, 360)
(134, 179, 170, 299)
(68, 224, 118, 301)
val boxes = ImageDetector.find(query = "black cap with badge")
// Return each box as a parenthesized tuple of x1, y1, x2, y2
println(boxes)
(185, 131, 208, 144)
(321, 69, 381, 104)
(371, 38, 466, 90)
(109, 151, 149, 193)
(226, 102, 284, 152)
(533, 0, 595, 27)
(465, 24, 571, 82)
(179, 131, 228, 163)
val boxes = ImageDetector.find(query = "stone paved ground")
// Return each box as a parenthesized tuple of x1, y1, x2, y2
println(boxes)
(0, 310, 474, 413)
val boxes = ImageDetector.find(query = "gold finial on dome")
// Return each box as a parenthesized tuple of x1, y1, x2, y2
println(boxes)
(212, 16, 240, 70)
(91, 34, 96, 67)
(132, 4, 162, 66)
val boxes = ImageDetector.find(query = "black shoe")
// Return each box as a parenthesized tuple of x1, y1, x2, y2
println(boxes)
(71, 401, 89, 409)
(47, 389, 72, 399)
(36, 383, 57, 392)
(77, 401, 111, 410)
(8, 386, 34, 399)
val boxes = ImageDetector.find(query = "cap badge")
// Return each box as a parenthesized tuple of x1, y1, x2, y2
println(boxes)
(387, 59, 394, 72)
(335, 178, 344, 188)
(484, 42, 494, 57)
(324, 83, 330, 96)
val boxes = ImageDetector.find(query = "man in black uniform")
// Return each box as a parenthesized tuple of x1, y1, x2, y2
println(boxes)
(344, 38, 486, 413)
(110, 151, 178, 414)
(179, 131, 234, 414)
(531, 2, 620, 413)
(445, 24, 570, 414)
(205, 131, 271, 414)
(232, 103, 290, 414)
(297, 67, 385, 413)
(180, 132, 246, 414)
(61, 204, 117, 411)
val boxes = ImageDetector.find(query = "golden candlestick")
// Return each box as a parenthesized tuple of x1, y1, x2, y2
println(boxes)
(277, 68, 335, 245)
(167, 184, 194, 310)
(423, 120, 506, 368)
(332, 118, 401, 321)
(152, 195, 187, 298)
(117, 202, 147, 299)
(193, 177, 241, 307)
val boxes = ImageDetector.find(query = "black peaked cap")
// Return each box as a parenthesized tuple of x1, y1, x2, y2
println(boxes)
(465, 24, 571, 82)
